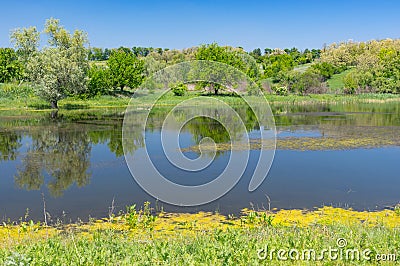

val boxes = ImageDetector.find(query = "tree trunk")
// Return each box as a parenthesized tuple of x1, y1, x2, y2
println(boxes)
(51, 100, 58, 109)
(51, 110, 58, 119)
(209, 83, 216, 95)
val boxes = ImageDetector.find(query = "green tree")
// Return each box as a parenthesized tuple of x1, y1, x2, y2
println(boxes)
(310, 62, 343, 80)
(264, 48, 273, 55)
(0, 48, 23, 82)
(171, 82, 188, 96)
(277, 69, 326, 94)
(12, 18, 89, 109)
(107, 49, 145, 91)
(87, 65, 112, 96)
(132, 46, 151, 57)
(143, 56, 166, 77)
(10, 26, 40, 68)
(249, 48, 262, 62)
(262, 53, 295, 79)
(195, 43, 259, 95)
(103, 48, 111, 60)
(88, 47, 105, 61)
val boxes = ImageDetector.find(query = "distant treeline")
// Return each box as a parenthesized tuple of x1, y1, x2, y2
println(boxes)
(88, 46, 321, 63)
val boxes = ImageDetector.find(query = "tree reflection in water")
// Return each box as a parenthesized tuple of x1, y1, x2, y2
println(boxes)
(1, 102, 399, 197)
(8, 110, 145, 197)
(0, 131, 21, 161)
(14, 128, 91, 197)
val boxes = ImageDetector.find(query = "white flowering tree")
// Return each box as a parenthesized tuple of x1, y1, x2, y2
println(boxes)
(11, 18, 89, 109)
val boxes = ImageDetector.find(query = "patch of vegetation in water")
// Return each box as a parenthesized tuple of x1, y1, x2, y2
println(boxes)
(183, 136, 400, 152)
(184, 124, 400, 152)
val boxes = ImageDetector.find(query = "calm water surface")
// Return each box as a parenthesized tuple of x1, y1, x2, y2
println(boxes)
(0, 102, 399, 222)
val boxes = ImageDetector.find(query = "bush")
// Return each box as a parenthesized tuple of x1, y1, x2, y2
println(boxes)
(273, 70, 299, 91)
(372, 77, 399, 94)
(273, 86, 288, 96)
(262, 54, 296, 79)
(172, 83, 188, 96)
(311, 62, 346, 80)
(277, 69, 327, 95)
(0, 48, 23, 83)
(295, 70, 327, 94)
(0, 83, 33, 99)
(343, 70, 375, 94)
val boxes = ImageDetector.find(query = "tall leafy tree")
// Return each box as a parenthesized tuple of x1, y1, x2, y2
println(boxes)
(12, 18, 89, 109)
(262, 53, 296, 79)
(132, 46, 151, 57)
(87, 65, 112, 96)
(15, 18, 89, 108)
(103, 48, 111, 60)
(88, 47, 105, 61)
(107, 49, 145, 91)
(249, 48, 262, 62)
(194, 43, 260, 94)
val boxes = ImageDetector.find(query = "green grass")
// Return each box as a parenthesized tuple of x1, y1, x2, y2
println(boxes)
(293, 63, 312, 73)
(327, 69, 353, 92)
(1, 207, 400, 266)
(1, 225, 399, 265)
(1, 86, 400, 113)
(0, 95, 130, 111)
(1, 204, 400, 265)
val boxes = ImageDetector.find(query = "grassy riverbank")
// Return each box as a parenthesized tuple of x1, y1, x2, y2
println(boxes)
(1, 205, 399, 265)
(1, 92, 400, 112)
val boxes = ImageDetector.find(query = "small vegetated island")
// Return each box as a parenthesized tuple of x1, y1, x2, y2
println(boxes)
(1, 18, 400, 265)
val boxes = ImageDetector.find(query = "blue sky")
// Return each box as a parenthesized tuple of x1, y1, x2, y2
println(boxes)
(1, 0, 399, 51)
